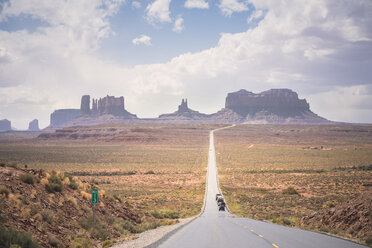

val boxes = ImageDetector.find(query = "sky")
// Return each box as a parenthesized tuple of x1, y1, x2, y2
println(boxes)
(0, 0, 371, 129)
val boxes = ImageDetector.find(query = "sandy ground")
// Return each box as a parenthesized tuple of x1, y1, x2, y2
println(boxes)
(112, 217, 195, 248)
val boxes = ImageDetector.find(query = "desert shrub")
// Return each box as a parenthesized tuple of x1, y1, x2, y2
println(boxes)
(320, 227, 330, 233)
(112, 194, 122, 203)
(0, 186, 10, 198)
(48, 235, 63, 248)
(45, 172, 62, 193)
(282, 218, 291, 226)
(69, 238, 91, 248)
(0, 226, 39, 248)
(29, 203, 41, 216)
(69, 180, 78, 190)
(111, 218, 161, 234)
(102, 240, 115, 248)
(0, 163, 5, 167)
(144, 170, 155, 175)
(282, 187, 299, 195)
(151, 209, 179, 219)
(41, 210, 54, 224)
(20, 173, 35, 185)
(8, 162, 18, 169)
(327, 202, 335, 208)
(365, 237, 372, 246)
(79, 215, 109, 240)
(132, 221, 161, 233)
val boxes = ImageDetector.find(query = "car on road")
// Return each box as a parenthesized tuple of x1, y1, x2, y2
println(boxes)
(218, 201, 226, 211)
(217, 196, 225, 204)
(215, 193, 222, 200)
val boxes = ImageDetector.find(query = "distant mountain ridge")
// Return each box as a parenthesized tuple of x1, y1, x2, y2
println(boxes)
(45, 89, 332, 128)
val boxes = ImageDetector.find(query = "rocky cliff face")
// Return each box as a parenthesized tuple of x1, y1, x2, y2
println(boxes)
(0, 119, 11, 131)
(50, 109, 80, 127)
(28, 119, 40, 131)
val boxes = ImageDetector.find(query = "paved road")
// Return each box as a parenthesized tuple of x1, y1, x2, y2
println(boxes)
(155, 128, 367, 248)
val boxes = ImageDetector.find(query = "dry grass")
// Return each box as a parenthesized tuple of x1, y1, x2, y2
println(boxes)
(0, 124, 216, 220)
(214, 125, 372, 229)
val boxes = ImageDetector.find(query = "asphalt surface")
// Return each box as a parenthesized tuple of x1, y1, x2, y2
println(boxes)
(155, 128, 367, 248)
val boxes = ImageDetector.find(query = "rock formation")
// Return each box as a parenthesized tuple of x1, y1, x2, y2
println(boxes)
(212, 89, 330, 124)
(225, 89, 310, 117)
(50, 109, 80, 127)
(300, 189, 371, 241)
(28, 119, 40, 131)
(80, 95, 136, 118)
(46, 89, 331, 128)
(159, 99, 208, 121)
(0, 119, 11, 131)
(80, 95, 91, 115)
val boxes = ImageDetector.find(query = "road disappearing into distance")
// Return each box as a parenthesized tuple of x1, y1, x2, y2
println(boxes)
(154, 127, 367, 248)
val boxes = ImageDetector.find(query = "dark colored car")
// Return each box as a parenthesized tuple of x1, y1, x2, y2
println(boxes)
(216, 193, 222, 201)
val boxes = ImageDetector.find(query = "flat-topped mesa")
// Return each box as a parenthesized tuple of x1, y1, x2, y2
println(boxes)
(225, 89, 310, 117)
(50, 109, 80, 127)
(0, 119, 11, 131)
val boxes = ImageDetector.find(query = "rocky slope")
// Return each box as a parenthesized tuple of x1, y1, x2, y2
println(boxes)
(300, 188, 371, 245)
(0, 165, 140, 247)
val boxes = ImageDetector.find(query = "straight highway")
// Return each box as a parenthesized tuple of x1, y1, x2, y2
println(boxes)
(151, 127, 366, 248)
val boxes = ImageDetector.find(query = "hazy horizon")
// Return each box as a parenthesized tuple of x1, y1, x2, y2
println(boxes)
(1, 0, 372, 129)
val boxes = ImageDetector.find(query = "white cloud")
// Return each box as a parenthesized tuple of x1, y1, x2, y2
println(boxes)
(247, 9, 263, 23)
(145, 0, 172, 24)
(132, 1, 141, 9)
(173, 16, 184, 33)
(218, 0, 248, 17)
(132, 35, 152, 46)
(1, 0, 372, 128)
(184, 0, 209, 9)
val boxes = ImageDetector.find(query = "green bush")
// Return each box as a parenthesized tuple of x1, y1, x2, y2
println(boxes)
(45, 172, 62, 193)
(79, 215, 109, 240)
(102, 240, 114, 248)
(20, 173, 35, 185)
(0, 186, 10, 198)
(282, 187, 299, 195)
(151, 209, 179, 219)
(0, 226, 39, 248)
(69, 238, 91, 248)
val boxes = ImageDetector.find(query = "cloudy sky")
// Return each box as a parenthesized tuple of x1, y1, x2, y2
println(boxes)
(0, 0, 371, 129)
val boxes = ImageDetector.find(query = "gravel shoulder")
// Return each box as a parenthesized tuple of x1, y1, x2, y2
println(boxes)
(112, 217, 195, 248)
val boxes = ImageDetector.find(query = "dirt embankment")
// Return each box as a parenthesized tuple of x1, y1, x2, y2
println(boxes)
(300, 188, 371, 245)
(0, 166, 140, 247)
